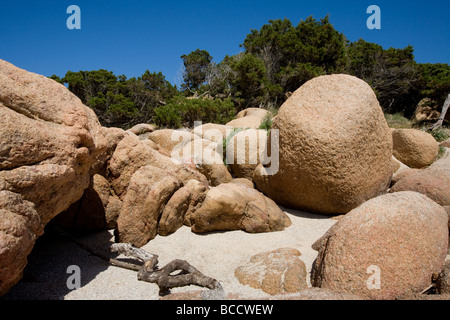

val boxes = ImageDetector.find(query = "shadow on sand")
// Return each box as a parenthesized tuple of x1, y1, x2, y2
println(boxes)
(1, 226, 119, 300)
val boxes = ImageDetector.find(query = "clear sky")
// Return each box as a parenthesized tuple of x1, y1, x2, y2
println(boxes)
(0, 0, 448, 86)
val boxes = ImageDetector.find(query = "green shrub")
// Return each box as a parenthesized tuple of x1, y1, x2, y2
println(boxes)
(438, 146, 446, 160)
(153, 104, 183, 128)
(154, 97, 236, 129)
(430, 128, 450, 142)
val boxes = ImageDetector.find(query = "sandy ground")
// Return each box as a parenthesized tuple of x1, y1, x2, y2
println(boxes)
(2, 208, 337, 300)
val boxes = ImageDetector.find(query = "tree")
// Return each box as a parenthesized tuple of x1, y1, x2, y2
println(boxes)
(62, 69, 118, 104)
(226, 53, 269, 108)
(126, 70, 178, 124)
(346, 39, 422, 116)
(49, 74, 63, 84)
(418, 63, 450, 105)
(243, 16, 347, 93)
(181, 49, 213, 93)
(61, 69, 180, 129)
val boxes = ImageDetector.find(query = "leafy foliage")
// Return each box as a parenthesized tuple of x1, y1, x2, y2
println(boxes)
(346, 39, 422, 116)
(181, 49, 213, 93)
(154, 97, 236, 129)
(53, 15, 448, 129)
(60, 69, 178, 128)
(417, 63, 450, 105)
(243, 16, 346, 93)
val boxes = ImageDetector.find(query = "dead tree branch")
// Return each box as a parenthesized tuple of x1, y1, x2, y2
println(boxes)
(137, 259, 222, 296)
(430, 94, 450, 130)
(111, 243, 223, 297)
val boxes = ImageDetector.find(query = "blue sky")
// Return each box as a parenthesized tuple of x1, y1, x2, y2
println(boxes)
(0, 0, 448, 86)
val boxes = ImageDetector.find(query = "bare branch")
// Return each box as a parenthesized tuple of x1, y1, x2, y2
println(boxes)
(430, 94, 450, 130)
(111, 243, 223, 297)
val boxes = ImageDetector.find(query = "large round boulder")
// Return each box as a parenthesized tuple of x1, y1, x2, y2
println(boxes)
(392, 129, 439, 168)
(254, 74, 393, 214)
(311, 192, 449, 300)
(0, 59, 107, 295)
(390, 150, 450, 206)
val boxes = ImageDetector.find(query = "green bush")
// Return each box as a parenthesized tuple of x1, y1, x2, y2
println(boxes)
(153, 103, 183, 128)
(438, 146, 446, 160)
(153, 97, 236, 129)
(428, 128, 450, 142)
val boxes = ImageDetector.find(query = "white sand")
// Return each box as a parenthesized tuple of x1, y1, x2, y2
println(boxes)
(3, 208, 337, 300)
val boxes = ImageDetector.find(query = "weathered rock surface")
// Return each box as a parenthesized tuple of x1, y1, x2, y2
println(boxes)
(52, 174, 119, 231)
(236, 108, 270, 121)
(226, 129, 268, 180)
(392, 129, 439, 169)
(235, 248, 308, 295)
(115, 165, 183, 247)
(179, 137, 232, 187)
(445, 206, 450, 237)
(227, 116, 263, 129)
(0, 59, 107, 295)
(390, 152, 450, 206)
(254, 74, 393, 214)
(230, 178, 254, 189)
(0, 59, 107, 224)
(441, 140, 450, 148)
(193, 123, 233, 143)
(147, 129, 195, 153)
(311, 192, 449, 300)
(107, 133, 206, 199)
(158, 179, 209, 236)
(0, 191, 44, 296)
(147, 129, 231, 187)
(91, 126, 126, 176)
(190, 183, 291, 234)
(414, 98, 450, 123)
(127, 123, 156, 136)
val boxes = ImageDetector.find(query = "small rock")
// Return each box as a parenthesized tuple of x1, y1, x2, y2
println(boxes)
(235, 248, 308, 295)
(392, 129, 439, 169)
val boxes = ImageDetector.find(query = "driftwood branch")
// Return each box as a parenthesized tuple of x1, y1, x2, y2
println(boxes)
(430, 94, 450, 130)
(111, 243, 223, 297)
(53, 228, 222, 297)
(137, 259, 222, 296)
(111, 243, 158, 270)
